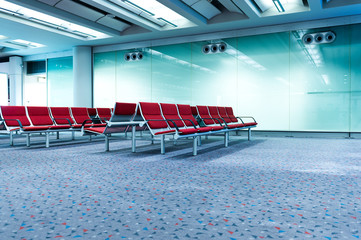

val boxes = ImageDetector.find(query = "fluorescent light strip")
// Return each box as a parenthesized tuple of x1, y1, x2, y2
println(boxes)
(273, 0, 285, 12)
(0, 0, 110, 40)
(157, 17, 177, 27)
(12, 39, 45, 48)
(123, 0, 154, 16)
(122, 0, 185, 27)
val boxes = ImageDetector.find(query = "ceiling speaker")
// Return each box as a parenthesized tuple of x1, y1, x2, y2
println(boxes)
(124, 53, 131, 61)
(218, 42, 227, 52)
(325, 31, 336, 43)
(124, 51, 144, 61)
(211, 44, 218, 53)
(202, 42, 227, 54)
(302, 31, 336, 45)
(202, 45, 210, 54)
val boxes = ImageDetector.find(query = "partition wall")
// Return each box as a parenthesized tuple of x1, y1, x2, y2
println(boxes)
(23, 23, 361, 133)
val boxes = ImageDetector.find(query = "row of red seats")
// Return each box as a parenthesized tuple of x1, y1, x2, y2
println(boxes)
(82, 102, 257, 155)
(133, 102, 257, 155)
(0, 106, 113, 147)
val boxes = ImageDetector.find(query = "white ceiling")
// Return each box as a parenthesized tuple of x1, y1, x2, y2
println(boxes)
(1, 0, 361, 58)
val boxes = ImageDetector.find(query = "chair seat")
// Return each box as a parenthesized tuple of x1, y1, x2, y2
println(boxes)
(84, 127, 106, 134)
(211, 126, 224, 131)
(244, 122, 257, 126)
(228, 123, 245, 129)
(178, 128, 198, 135)
(22, 126, 50, 131)
(72, 123, 106, 128)
(154, 130, 176, 135)
(49, 125, 71, 129)
(197, 126, 213, 133)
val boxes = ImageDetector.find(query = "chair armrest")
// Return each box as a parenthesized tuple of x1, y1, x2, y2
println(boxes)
(53, 118, 72, 126)
(180, 118, 198, 128)
(237, 116, 257, 123)
(81, 119, 96, 127)
(3, 118, 24, 129)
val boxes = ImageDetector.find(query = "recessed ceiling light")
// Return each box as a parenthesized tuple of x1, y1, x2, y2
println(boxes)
(0, 0, 111, 40)
(123, 0, 188, 27)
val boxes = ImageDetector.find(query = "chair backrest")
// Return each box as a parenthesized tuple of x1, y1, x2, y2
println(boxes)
(27, 106, 54, 126)
(191, 106, 198, 117)
(176, 104, 199, 127)
(49, 107, 74, 125)
(196, 105, 215, 125)
(139, 102, 168, 129)
(225, 107, 238, 122)
(208, 106, 222, 121)
(0, 106, 31, 127)
(87, 108, 97, 117)
(160, 103, 185, 128)
(110, 102, 137, 122)
(217, 106, 232, 123)
(97, 107, 112, 120)
(71, 107, 90, 124)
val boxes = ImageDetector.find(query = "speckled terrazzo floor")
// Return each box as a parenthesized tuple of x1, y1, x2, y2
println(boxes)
(0, 134, 360, 240)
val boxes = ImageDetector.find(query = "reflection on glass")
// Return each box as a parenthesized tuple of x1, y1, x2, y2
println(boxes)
(0, 73, 8, 105)
(93, 23, 361, 132)
(47, 57, 73, 107)
(23, 75, 47, 106)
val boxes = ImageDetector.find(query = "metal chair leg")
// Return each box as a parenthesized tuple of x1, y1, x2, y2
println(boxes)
(193, 136, 198, 156)
(46, 132, 50, 148)
(9, 131, 13, 146)
(224, 132, 229, 147)
(132, 126, 136, 153)
(161, 135, 165, 154)
(105, 135, 109, 151)
(26, 134, 30, 147)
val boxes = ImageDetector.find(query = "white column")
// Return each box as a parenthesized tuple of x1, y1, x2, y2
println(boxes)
(9, 56, 23, 106)
(73, 46, 92, 107)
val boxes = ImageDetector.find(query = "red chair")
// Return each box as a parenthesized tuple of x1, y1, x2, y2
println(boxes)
(87, 108, 97, 118)
(225, 107, 257, 127)
(176, 104, 213, 133)
(83, 102, 145, 152)
(196, 105, 224, 130)
(70, 107, 105, 128)
(212, 106, 244, 129)
(27, 106, 71, 130)
(97, 107, 112, 121)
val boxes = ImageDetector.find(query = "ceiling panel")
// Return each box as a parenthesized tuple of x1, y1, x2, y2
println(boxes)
(96, 15, 130, 32)
(55, 0, 105, 21)
(1, 0, 361, 58)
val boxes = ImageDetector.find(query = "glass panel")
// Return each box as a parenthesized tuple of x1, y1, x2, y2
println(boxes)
(191, 38, 238, 107)
(47, 57, 73, 107)
(237, 32, 290, 130)
(116, 50, 151, 103)
(290, 26, 350, 131)
(23, 74, 47, 106)
(0, 73, 8, 105)
(350, 23, 361, 132)
(93, 51, 116, 107)
(151, 43, 191, 103)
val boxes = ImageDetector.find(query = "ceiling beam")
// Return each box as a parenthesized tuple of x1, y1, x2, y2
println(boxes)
(231, 0, 262, 19)
(80, 0, 163, 32)
(6, 0, 121, 36)
(307, 0, 322, 12)
(157, 0, 208, 26)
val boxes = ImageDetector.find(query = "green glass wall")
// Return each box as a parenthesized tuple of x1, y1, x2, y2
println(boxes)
(93, 23, 361, 132)
(47, 57, 73, 107)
